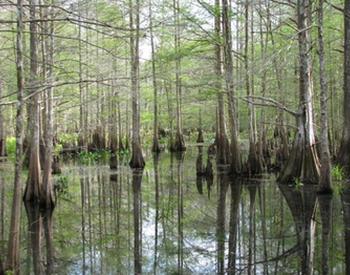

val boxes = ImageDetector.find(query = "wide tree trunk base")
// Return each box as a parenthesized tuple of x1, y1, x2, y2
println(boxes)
(170, 132, 186, 152)
(91, 127, 106, 151)
(278, 133, 320, 184)
(39, 189, 55, 210)
(109, 135, 118, 153)
(196, 129, 204, 143)
(129, 142, 145, 169)
(319, 159, 332, 193)
(229, 140, 241, 175)
(110, 153, 118, 169)
(216, 133, 230, 165)
(243, 143, 264, 176)
(24, 160, 42, 203)
(152, 138, 161, 153)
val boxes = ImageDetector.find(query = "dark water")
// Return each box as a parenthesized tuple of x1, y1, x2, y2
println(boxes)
(0, 147, 348, 274)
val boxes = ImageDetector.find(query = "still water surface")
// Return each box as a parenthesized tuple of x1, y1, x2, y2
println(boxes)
(0, 147, 348, 274)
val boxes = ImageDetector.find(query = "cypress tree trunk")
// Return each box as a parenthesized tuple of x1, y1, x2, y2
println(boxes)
(118, 101, 124, 151)
(0, 80, 5, 159)
(278, 0, 320, 184)
(24, 0, 42, 202)
(41, 2, 55, 208)
(78, 2, 86, 151)
(258, 0, 268, 170)
(149, 0, 161, 153)
(214, 0, 230, 165)
(266, 1, 289, 167)
(109, 95, 118, 169)
(245, 0, 263, 175)
(129, 0, 145, 169)
(196, 107, 204, 143)
(172, 0, 186, 152)
(6, 0, 25, 270)
(317, 0, 332, 192)
(222, 0, 241, 174)
(338, 0, 350, 176)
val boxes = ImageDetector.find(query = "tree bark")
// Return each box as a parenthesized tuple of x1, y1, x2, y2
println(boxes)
(0, 80, 5, 158)
(278, 0, 320, 184)
(214, 0, 230, 165)
(6, 0, 25, 270)
(129, 0, 145, 169)
(222, 0, 241, 174)
(149, 0, 161, 153)
(78, 1, 86, 151)
(317, 0, 332, 192)
(172, 0, 186, 152)
(41, 0, 55, 209)
(24, 0, 43, 202)
(196, 106, 204, 143)
(245, 0, 263, 175)
(266, 0, 289, 166)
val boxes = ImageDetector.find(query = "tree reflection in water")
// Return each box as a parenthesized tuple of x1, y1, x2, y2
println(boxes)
(0, 150, 348, 274)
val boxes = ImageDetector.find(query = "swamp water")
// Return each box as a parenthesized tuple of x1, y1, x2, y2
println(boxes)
(0, 147, 348, 274)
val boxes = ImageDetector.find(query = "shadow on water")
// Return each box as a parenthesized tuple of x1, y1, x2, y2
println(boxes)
(1, 148, 349, 274)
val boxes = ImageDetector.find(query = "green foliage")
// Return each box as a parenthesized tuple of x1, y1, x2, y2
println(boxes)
(54, 143, 63, 156)
(332, 165, 345, 181)
(294, 178, 304, 189)
(55, 175, 69, 195)
(5, 137, 16, 160)
(58, 133, 78, 146)
(78, 150, 111, 164)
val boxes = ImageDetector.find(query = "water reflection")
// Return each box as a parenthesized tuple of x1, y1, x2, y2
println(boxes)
(279, 185, 317, 275)
(342, 186, 350, 275)
(132, 171, 142, 275)
(216, 172, 228, 274)
(1, 149, 348, 274)
(227, 179, 241, 275)
(25, 203, 54, 275)
(318, 193, 332, 275)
